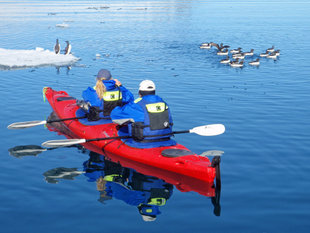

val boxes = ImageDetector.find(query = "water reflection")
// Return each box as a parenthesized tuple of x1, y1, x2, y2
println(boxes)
(9, 144, 221, 219)
(84, 151, 173, 221)
(55, 65, 72, 75)
(43, 150, 174, 221)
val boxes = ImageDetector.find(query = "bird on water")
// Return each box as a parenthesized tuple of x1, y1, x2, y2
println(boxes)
(230, 47, 242, 54)
(229, 59, 244, 68)
(260, 50, 269, 57)
(244, 49, 254, 56)
(220, 56, 230, 64)
(200, 42, 212, 49)
(249, 58, 260, 66)
(267, 45, 275, 53)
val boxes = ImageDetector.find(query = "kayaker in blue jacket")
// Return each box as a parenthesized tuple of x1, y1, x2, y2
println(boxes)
(110, 80, 176, 148)
(78, 69, 134, 121)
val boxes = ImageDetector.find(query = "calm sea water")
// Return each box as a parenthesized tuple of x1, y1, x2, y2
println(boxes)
(1, 1, 310, 232)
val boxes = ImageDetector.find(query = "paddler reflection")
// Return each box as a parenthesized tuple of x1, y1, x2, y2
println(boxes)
(41, 151, 173, 221)
(84, 151, 173, 221)
(9, 145, 221, 219)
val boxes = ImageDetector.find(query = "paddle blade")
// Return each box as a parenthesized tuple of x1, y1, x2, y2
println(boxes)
(7, 120, 47, 129)
(8, 145, 47, 158)
(199, 150, 224, 157)
(42, 139, 86, 148)
(189, 124, 225, 136)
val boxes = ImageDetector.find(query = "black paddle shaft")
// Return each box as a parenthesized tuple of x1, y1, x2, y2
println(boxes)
(85, 130, 190, 143)
(46, 115, 87, 123)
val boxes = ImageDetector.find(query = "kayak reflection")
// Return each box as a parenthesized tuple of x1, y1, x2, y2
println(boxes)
(9, 145, 221, 218)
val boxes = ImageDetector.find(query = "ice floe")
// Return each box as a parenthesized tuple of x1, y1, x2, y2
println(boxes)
(56, 23, 69, 28)
(0, 47, 79, 70)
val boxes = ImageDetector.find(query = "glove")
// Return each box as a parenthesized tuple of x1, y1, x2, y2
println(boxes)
(76, 100, 90, 111)
(87, 106, 100, 121)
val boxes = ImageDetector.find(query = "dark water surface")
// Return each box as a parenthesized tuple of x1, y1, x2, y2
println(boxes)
(1, 1, 310, 232)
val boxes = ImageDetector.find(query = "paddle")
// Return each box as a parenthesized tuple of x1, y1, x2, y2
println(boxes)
(41, 124, 225, 148)
(9, 145, 49, 158)
(8, 144, 81, 158)
(7, 116, 87, 129)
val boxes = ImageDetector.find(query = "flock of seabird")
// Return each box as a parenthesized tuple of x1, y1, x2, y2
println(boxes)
(54, 39, 72, 55)
(200, 42, 280, 68)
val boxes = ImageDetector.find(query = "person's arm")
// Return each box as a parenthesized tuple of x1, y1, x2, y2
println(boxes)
(82, 87, 102, 107)
(119, 86, 134, 104)
(113, 79, 134, 104)
(111, 102, 144, 124)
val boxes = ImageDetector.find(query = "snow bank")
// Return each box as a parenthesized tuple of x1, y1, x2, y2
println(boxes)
(0, 47, 79, 69)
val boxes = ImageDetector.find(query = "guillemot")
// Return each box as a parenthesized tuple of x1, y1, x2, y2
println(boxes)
(232, 53, 245, 59)
(54, 39, 60, 54)
(230, 47, 242, 54)
(244, 49, 254, 56)
(220, 56, 230, 64)
(200, 42, 211, 49)
(217, 49, 228, 56)
(267, 45, 275, 53)
(249, 58, 260, 66)
(260, 50, 269, 57)
(64, 41, 71, 55)
(229, 60, 244, 68)
(267, 52, 278, 59)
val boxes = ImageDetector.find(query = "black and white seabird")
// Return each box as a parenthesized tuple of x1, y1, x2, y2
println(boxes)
(260, 50, 269, 57)
(220, 56, 230, 64)
(54, 39, 60, 54)
(266, 45, 275, 53)
(230, 47, 242, 54)
(232, 52, 245, 59)
(64, 41, 71, 55)
(249, 58, 260, 66)
(217, 49, 229, 56)
(229, 59, 244, 68)
(267, 51, 278, 59)
(200, 42, 211, 49)
(244, 49, 254, 56)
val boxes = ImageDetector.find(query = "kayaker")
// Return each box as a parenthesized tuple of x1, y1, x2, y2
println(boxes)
(110, 80, 176, 148)
(78, 69, 134, 121)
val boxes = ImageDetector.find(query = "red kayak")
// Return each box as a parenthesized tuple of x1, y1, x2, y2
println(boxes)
(43, 87, 219, 183)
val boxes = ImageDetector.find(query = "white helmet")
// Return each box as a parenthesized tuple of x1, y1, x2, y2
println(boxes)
(139, 80, 156, 92)
(141, 214, 157, 222)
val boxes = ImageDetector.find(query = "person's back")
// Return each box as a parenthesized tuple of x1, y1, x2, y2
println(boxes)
(80, 69, 134, 121)
(111, 80, 176, 148)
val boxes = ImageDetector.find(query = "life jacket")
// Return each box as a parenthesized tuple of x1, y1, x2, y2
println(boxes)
(130, 95, 173, 142)
(101, 87, 123, 116)
(138, 204, 161, 216)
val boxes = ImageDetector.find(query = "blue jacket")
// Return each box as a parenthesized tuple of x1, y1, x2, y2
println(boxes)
(82, 79, 134, 110)
(110, 94, 176, 148)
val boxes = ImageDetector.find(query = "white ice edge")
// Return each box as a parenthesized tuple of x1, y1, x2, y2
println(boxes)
(0, 47, 79, 68)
